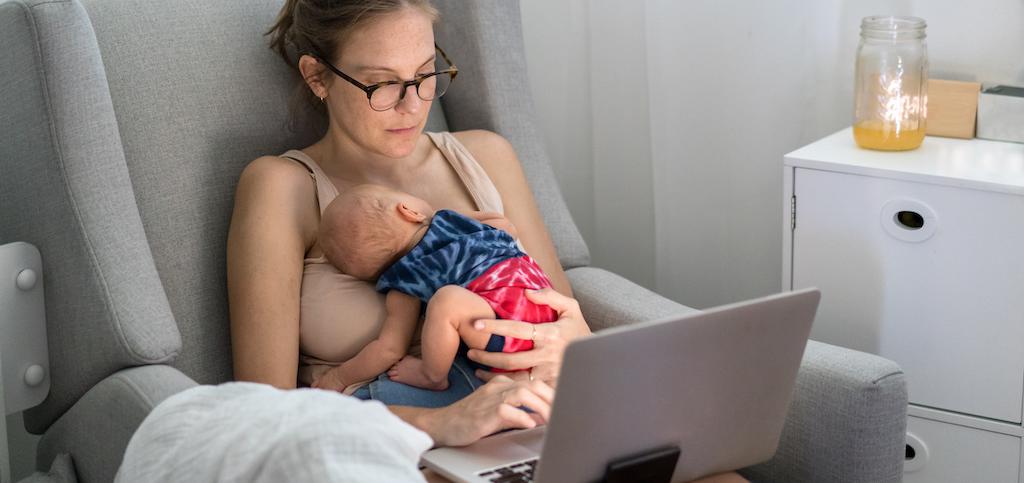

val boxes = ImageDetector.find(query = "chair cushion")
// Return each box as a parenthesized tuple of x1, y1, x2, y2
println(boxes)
(2, 0, 182, 434)
(77, 0, 322, 388)
(77, 0, 452, 390)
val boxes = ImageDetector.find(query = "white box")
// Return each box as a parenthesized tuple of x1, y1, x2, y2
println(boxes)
(978, 85, 1024, 144)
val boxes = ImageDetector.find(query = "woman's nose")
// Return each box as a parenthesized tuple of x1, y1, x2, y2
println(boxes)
(394, 84, 423, 114)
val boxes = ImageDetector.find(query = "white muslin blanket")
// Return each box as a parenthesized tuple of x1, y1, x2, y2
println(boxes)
(115, 382, 433, 482)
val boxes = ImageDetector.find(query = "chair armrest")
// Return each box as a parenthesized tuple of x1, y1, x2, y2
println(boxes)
(743, 340, 907, 482)
(565, 266, 699, 331)
(35, 365, 197, 483)
(566, 266, 908, 482)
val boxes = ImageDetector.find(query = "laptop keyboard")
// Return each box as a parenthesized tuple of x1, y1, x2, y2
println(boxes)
(476, 458, 538, 482)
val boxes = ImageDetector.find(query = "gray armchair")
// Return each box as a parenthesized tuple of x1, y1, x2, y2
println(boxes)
(0, 0, 907, 482)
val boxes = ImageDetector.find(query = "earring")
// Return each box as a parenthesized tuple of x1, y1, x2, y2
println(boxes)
(319, 95, 326, 103)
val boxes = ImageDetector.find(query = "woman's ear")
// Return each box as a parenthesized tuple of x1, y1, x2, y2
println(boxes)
(396, 203, 428, 223)
(298, 54, 329, 99)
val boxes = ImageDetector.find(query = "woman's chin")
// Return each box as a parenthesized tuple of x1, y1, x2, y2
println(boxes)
(378, 134, 422, 158)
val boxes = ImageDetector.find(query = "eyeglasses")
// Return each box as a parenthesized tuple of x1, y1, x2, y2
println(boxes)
(311, 44, 458, 112)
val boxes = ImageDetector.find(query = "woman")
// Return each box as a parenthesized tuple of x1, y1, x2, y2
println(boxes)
(227, 0, 745, 480)
(228, 0, 586, 447)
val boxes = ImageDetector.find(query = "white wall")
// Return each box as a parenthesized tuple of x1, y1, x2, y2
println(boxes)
(522, 0, 1024, 309)
(521, 0, 657, 289)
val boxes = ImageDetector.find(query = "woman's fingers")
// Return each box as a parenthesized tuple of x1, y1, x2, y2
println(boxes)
(467, 348, 537, 370)
(476, 368, 558, 389)
(494, 383, 552, 426)
(472, 317, 540, 341)
(484, 374, 514, 385)
(497, 403, 537, 429)
(475, 370, 557, 407)
(475, 369, 531, 383)
(524, 287, 579, 314)
(505, 387, 552, 422)
(526, 379, 555, 406)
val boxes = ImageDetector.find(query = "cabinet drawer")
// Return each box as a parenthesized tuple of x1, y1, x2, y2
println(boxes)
(792, 167, 1024, 422)
(904, 416, 1020, 483)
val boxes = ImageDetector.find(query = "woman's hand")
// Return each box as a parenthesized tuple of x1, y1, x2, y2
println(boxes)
(310, 365, 349, 392)
(424, 375, 554, 447)
(467, 288, 592, 387)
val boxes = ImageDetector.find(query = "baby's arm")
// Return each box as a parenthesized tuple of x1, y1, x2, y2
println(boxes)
(462, 210, 518, 239)
(312, 290, 421, 392)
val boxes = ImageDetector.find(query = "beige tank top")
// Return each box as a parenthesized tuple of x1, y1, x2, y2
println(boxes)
(280, 132, 505, 386)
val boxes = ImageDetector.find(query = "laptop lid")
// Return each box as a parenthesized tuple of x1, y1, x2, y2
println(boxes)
(534, 288, 820, 482)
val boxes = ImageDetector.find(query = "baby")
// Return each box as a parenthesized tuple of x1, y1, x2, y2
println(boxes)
(312, 183, 557, 391)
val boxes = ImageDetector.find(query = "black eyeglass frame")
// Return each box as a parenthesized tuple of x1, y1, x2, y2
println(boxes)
(310, 43, 459, 111)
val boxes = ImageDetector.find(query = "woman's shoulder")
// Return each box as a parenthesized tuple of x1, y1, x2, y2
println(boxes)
(234, 154, 319, 215)
(241, 154, 313, 182)
(447, 129, 517, 171)
(232, 154, 319, 246)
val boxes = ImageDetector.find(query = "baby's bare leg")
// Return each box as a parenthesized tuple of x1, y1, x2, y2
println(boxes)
(388, 285, 495, 390)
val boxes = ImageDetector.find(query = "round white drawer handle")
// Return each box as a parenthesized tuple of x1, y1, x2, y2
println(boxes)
(24, 364, 46, 387)
(904, 431, 929, 473)
(880, 198, 938, 243)
(16, 268, 38, 291)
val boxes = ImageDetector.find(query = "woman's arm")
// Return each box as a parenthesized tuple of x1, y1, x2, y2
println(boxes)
(227, 156, 319, 389)
(453, 130, 571, 296)
(312, 291, 421, 391)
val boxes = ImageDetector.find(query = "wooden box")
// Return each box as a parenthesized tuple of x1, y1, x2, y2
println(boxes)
(926, 79, 981, 139)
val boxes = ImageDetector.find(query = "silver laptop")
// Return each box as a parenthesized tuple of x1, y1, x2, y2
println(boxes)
(421, 288, 820, 483)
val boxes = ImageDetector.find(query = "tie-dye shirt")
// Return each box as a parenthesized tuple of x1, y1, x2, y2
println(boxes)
(376, 210, 524, 302)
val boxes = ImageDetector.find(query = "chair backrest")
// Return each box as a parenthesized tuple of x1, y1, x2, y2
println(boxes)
(1, 0, 588, 434)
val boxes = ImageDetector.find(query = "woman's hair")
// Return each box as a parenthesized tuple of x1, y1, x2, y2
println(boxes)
(266, 0, 439, 126)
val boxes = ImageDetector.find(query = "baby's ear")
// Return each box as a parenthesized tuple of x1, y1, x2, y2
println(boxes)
(396, 202, 428, 223)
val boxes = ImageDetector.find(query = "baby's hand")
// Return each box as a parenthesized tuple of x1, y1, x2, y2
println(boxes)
(311, 366, 349, 392)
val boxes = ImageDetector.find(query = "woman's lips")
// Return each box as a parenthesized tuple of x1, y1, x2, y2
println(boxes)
(387, 126, 416, 134)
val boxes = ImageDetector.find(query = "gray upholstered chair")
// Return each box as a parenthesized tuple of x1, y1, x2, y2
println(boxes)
(0, 0, 907, 481)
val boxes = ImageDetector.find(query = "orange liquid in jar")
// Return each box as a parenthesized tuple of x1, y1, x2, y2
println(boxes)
(853, 120, 925, 151)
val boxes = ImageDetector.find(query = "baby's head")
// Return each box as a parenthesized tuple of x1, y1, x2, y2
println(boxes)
(319, 184, 434, 281)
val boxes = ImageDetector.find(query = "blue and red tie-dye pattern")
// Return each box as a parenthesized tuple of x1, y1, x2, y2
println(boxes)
(376, 210, 557, 353)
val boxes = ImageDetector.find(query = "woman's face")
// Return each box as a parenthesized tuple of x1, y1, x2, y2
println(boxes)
(326, 8, 437, 159)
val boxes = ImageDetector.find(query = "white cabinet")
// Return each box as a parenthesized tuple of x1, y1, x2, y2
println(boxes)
(782, 128, 1024, 482)
(904, 414, 1020, 483)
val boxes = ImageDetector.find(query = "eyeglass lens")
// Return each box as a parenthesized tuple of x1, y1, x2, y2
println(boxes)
(369, 73, 452, 110)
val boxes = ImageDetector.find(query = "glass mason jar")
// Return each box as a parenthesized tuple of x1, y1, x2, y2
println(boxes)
(853, 16, 928, 151)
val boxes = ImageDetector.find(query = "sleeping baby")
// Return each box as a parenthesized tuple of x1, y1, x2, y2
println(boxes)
(311, 183, 557, 392)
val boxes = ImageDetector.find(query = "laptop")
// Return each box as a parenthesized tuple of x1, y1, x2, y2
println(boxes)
(420, 288, 820, 483)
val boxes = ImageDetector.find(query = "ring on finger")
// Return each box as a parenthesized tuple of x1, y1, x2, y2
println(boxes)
(531, 325, 537, 342)
(528, 368, 534, 382)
